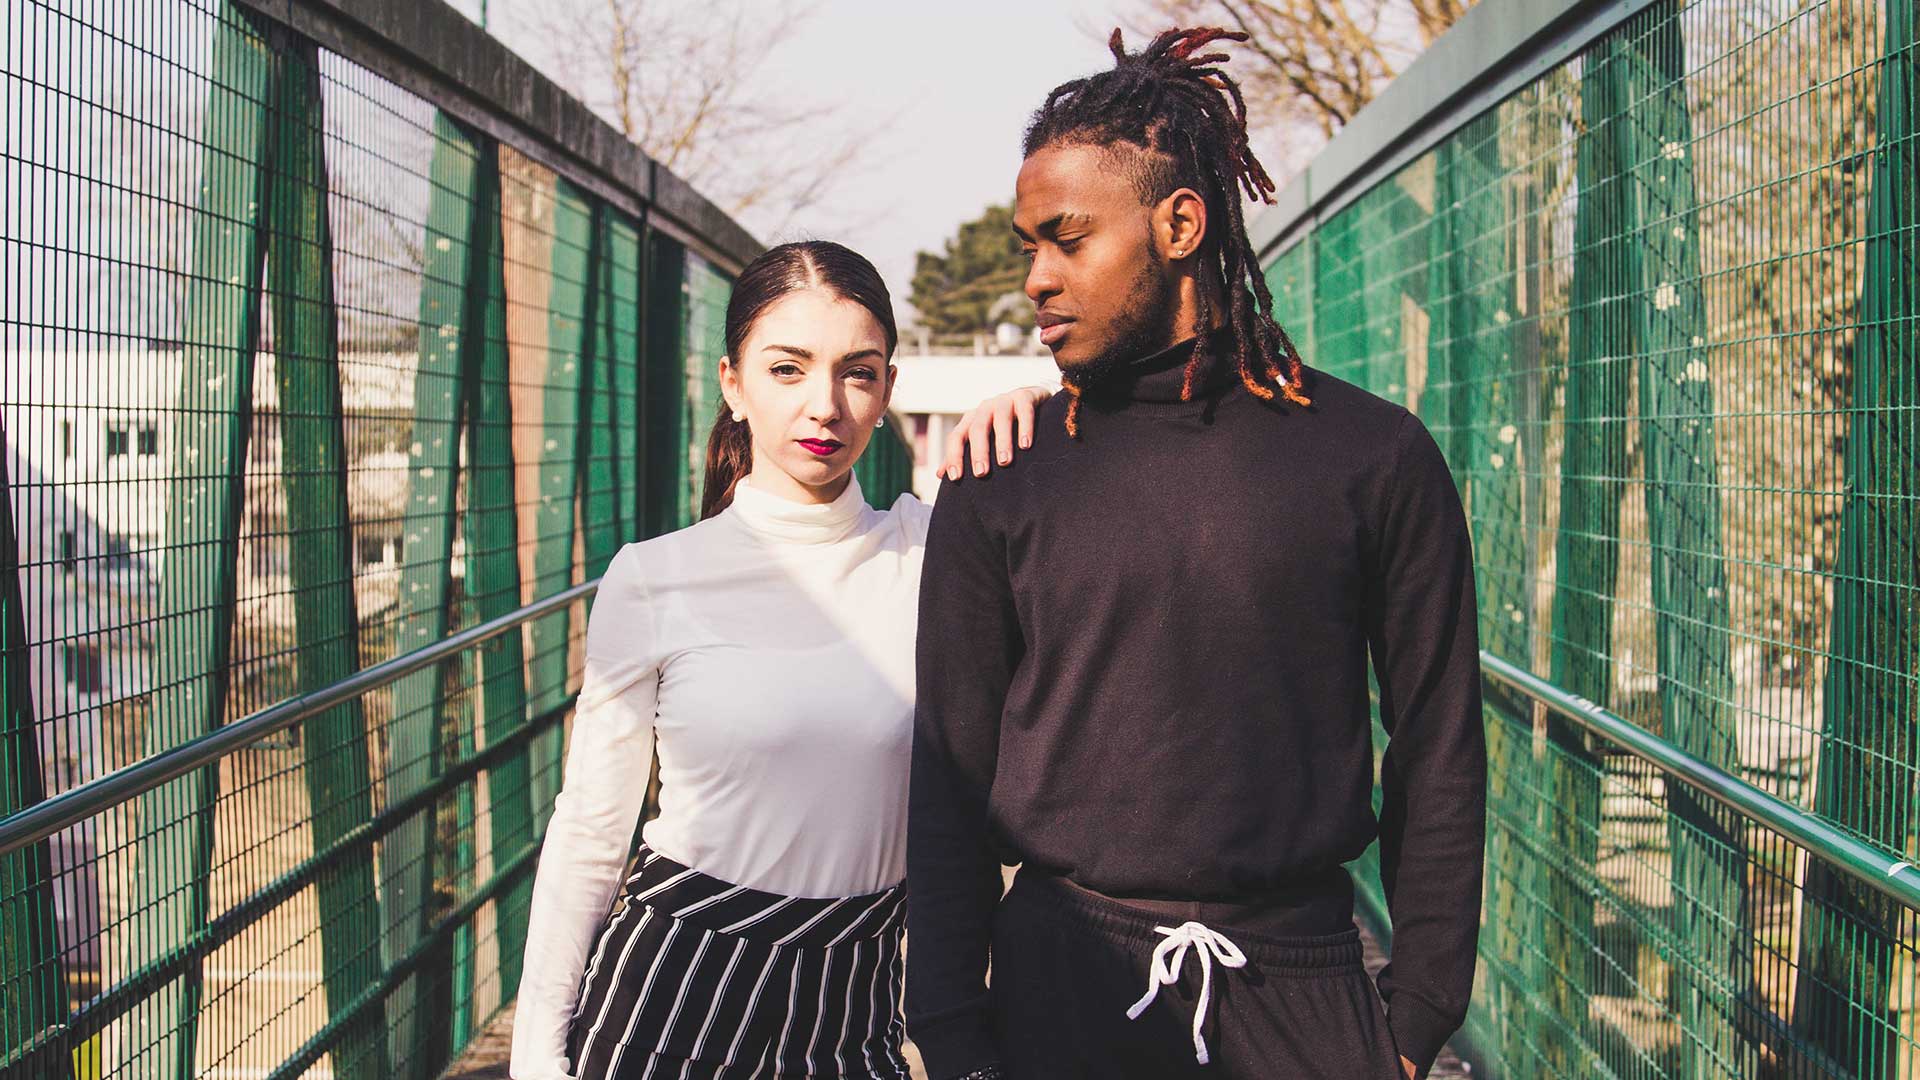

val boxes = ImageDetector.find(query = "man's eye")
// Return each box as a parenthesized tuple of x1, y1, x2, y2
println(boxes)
(1057, 239, 1081, 254)
(1021, 248, 1037, 262)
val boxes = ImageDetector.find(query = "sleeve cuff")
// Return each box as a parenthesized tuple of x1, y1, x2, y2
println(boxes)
(1387, 994, 1459, 1079)
(909, 1004, 1000, 1080)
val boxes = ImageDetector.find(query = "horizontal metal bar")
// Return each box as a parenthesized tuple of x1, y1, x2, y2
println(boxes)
(264, 839, 545, 1080)
(1249, 0, 1663, 260)
(1480, 649, 1920, 912)
(54, 697, 573, 1048)
(0, 578, 600, 859)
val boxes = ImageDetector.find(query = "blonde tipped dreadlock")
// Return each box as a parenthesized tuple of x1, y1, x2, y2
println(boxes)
(1027, 26, 1312, 437)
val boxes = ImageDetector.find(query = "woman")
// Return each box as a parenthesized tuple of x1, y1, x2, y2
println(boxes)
(510, 239, 1045, 1080)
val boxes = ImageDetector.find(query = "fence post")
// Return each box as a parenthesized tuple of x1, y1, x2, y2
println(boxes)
(1611, 9, 1754, 1074)
(0, 430, 68, 1076)
(262, 32, 389, 1080)
(641, 232, 689, 537)
(1793, 5, 1919, 1074)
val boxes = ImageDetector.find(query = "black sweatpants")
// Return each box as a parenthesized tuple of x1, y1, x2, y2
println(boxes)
(988, 868, 1404, 1079)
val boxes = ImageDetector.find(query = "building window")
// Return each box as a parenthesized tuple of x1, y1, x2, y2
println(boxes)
(359, 536, 387, 566)
(105, 536, 133, 569)
(137, 426, 159, 456)
(105, 425, 129, 458)
(62, 644, 103, 694)
(60, 530, 76, 574)
(61, 420, 72, 460)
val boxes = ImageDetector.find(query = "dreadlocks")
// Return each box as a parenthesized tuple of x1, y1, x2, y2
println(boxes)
(1025, 27, 1311, 436)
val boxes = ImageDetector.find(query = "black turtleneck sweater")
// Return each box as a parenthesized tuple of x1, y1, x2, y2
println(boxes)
(905, 332, 1487, 1078)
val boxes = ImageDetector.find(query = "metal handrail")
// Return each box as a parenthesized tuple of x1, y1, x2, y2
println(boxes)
(0, 577, 601, 859)
(1480, 649, 1920, 912)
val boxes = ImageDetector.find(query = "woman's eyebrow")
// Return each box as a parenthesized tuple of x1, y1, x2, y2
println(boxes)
(838, 349, 886, 364)
(762, 344, 812, 359)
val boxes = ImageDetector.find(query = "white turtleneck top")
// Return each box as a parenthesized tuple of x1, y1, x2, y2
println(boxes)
(510, 472, 931, 1080)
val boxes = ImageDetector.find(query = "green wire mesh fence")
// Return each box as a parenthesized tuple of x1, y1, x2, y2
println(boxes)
(0, 1, 915, 1077)
(1260, 0, 1916, 1075)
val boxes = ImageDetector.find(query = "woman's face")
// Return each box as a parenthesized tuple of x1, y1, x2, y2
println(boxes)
(720, 288, 895, 505)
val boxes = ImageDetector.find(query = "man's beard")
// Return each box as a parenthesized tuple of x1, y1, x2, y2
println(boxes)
(1058, 254, 1179, 396)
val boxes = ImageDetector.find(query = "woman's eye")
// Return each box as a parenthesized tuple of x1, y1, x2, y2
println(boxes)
(846, 367, 878, 382)
(771, 364, 802, 377)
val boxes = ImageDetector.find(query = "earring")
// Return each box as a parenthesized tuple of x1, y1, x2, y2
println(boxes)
(875, 417, 886, 429)
(731, 411, 744, 422)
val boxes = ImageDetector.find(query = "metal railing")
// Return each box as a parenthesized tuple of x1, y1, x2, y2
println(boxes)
(0, 1, 916, 1078)
(1254, 0, 1917, 1075)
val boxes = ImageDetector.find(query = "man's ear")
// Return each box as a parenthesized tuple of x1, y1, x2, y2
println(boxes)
(1154, 187, 1209, 263)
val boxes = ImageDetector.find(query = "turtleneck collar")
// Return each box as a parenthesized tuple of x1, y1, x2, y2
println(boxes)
(1080, 324, 1240, 406)
(726, 471, 868, 544)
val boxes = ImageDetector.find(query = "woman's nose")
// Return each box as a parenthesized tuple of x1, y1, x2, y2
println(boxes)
(805, 377, 842, 423)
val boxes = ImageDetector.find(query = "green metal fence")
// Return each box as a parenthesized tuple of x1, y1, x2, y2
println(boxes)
(0, 1, 914, 1077)
(1256, 0, 1917, 1075)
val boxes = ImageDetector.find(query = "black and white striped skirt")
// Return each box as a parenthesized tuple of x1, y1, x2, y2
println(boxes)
(565, 845, 911, 1079)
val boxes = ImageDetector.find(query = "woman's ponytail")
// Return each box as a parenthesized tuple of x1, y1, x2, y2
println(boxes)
(699, 400, 756, 520)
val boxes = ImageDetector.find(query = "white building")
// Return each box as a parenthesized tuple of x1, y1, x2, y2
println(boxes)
(4, 344, 420, 789)
(887, 352, 1061, 500)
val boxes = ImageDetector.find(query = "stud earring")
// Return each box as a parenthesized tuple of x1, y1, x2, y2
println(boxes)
(875, 417, 886, 429)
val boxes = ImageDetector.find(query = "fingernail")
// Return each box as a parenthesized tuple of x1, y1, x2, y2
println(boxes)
(1021, 437, 1031, 448)
(999, 453, 1010, 464)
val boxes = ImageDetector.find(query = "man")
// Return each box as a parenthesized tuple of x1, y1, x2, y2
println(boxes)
(906, 28, 1487, 1080)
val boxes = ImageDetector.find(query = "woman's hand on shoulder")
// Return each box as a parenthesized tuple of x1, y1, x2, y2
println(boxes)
(940, 385, 1055, 480)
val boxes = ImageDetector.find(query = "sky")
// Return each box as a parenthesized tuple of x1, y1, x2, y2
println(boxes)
(482, 0, 1136, 322)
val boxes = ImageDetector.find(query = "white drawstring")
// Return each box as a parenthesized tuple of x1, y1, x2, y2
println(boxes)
(1124, 920, 1248, 1065)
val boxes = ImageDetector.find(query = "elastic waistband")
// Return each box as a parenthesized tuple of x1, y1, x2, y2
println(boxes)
(1007, 866, 1362, 971)
(623, 846, 904, 948)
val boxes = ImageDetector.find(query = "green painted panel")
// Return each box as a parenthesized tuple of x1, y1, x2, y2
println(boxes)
(608, 216, 644, 550)
(681, 254, 732, 526)
(578, 211, 623, 582)
(458, 141, 535, 1002)
(124, 7, 275, 1076)
(641, 230, 689, 537)
(381, 111, 482, 1080)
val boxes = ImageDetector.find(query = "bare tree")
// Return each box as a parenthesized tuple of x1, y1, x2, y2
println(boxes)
(1117, 0, 1474, 180)
(496, 0, 878, 236)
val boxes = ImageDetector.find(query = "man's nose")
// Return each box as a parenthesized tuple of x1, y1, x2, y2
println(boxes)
(1025, 257, 1061, 305)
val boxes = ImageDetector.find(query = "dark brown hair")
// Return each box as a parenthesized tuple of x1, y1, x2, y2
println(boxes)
(1025, 27, 1312, 436)
(699, 241, 898, 520)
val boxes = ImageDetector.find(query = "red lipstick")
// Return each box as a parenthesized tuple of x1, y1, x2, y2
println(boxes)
(798, 438, 842, 457)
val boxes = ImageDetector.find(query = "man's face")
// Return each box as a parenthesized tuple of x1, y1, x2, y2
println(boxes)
(1014, 143, 1178, 374)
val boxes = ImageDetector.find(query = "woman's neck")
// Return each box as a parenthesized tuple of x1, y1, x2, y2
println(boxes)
(744, 464, 852, 507)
